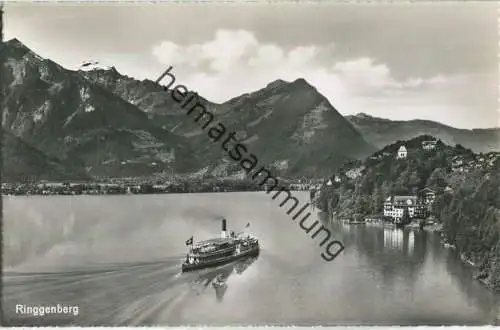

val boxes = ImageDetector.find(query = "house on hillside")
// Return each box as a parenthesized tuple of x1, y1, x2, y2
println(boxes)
(396, 145, 408, 159)
(486, 153, 499, 167)
(383, 195, 426, 221)
(346, 166, 364, 179)
(452, 157, 464, 172)
(420, 187, 436, 205)
(422, 140, 437, 150)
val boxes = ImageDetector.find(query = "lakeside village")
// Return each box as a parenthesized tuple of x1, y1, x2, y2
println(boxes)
(337, 142, 441, 229)
(318, 139, 499, 231)
(1, 175, 322, 196)
(316, 138, 500, 298)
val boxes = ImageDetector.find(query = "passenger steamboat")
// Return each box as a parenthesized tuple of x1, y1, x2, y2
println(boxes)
(181, 218, 260, 272)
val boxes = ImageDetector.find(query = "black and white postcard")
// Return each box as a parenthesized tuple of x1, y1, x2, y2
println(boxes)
(1, 1, 499, 326)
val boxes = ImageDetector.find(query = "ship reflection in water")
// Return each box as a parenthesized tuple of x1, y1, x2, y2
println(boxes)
(190, 255, 258, 302)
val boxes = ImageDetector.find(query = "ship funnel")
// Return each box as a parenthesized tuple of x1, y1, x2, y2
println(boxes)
(221, 218, 227, 238)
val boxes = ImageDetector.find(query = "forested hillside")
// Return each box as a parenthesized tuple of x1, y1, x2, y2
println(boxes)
(317, 135, 500, 292)
(438, 165, 500, 292)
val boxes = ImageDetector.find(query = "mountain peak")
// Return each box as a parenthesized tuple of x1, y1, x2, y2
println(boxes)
(355, 112, 374, 119)
(287, 78, 321, 94)
(266, 79, 289, 89)
(291, 77, 314, 88)
(293, 77, 308, 84)
(5, 38, 33, 54)
(78, 60, 116, 72)
(6, 38, 25, 47)
(4, 38, 43, 62)
(264, 77, 315, 91)
(349, 112, 391, 122)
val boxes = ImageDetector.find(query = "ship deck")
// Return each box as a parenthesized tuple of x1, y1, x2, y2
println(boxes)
(194, 237, 234, 248)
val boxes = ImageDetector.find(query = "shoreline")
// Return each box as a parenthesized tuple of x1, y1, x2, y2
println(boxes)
(1, 179, 318, 196)
(333, 213, 499, 300)
(1, 184, 313, 197)
(434, 229, 499, 300)
(0, 189, 312, 197)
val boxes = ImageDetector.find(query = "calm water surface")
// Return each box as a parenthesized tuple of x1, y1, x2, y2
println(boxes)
(2, 192, 499, 326)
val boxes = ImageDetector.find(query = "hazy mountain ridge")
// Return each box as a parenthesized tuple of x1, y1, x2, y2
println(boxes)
(347, 113, 500, 153)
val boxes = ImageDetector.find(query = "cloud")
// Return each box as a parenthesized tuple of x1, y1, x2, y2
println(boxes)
(151, 29, 493, 128)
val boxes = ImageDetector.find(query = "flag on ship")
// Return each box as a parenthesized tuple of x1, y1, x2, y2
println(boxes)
(185, 236, 193, 246)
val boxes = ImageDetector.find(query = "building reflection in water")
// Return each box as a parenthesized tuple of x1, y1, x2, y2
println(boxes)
(408, 231, 415, 255)
(191, 256, 258, 302)
(383, 228, 416, 255)
(384, 228, 406, 251)
(348, 226, 428, 286)
(318, 213, 427, 284)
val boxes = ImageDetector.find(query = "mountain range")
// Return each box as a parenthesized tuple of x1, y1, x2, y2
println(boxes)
(346, 113, 500, 153)
(2, 38, 499, 182)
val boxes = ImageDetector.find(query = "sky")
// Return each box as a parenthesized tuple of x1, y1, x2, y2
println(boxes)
(3, 2, 499, 129)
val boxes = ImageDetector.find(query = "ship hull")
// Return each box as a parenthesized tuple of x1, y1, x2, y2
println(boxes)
(181, 245, 260, 272)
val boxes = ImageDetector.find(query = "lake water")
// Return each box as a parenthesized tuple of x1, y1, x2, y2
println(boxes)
(2, 192, 499, 326)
